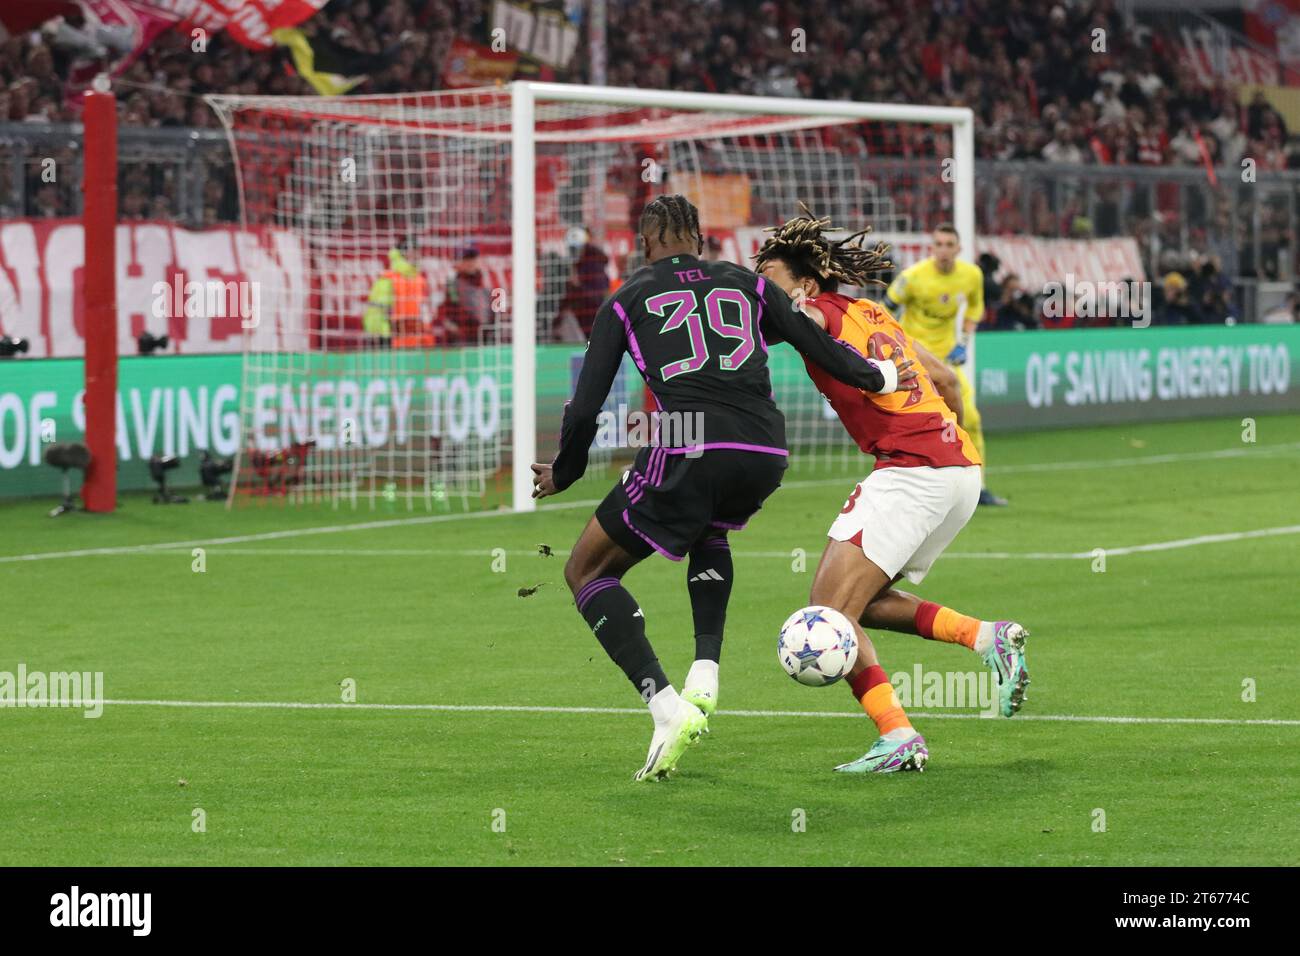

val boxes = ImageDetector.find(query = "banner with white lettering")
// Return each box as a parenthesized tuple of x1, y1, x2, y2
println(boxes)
(0, 219, 307, 357)
(0, 350, 508, 497)
(4, 327, 1297, 498)
(972, 325, 1300, 429)
(1, 219, 1147, 358)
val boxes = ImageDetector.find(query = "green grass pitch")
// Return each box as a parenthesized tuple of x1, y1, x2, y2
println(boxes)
(1, 413, 1297, 866)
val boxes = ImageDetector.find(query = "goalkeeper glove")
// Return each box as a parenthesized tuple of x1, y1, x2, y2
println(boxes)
(946, 342, 968, 366)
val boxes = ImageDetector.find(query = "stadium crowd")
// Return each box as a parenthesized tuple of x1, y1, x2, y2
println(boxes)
(1, 0, 1295, 328)
(3, 0, 1294, 169)
(977, 249, 1243, 330)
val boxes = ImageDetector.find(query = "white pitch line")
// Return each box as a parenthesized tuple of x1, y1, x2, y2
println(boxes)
(941, 523, 1300, 559)
(80, 698, 1300, 727)
(127, 548, 523, 557)
(3, 440, 1297, 565)
(991, 440, 1300, 474)
(779, 440, 1300, 489)
(41, 523, 1300, 562)
(0, 497, 600, 564)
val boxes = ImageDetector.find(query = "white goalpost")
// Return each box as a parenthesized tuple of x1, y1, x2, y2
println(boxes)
(207, 82, 974, 513)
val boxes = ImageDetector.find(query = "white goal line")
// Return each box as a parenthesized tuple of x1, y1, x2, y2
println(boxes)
(56, 698, 1295, 728)
(7, 523, 1298, 564)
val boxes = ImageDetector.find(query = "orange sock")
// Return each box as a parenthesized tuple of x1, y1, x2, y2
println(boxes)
(849, 664, 912, 736)
(915, 601, 980, 650)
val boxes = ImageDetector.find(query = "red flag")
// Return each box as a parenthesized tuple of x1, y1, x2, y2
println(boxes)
(70, 1, 179, 84)
(441, 37, 519, 89)
(226, 0, 329, 50)
(132, 0, 329, 50)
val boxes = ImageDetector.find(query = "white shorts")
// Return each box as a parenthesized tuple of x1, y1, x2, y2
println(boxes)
(827, 465, 981, 584)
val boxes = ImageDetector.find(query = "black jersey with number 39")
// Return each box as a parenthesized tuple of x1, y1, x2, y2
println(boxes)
(551, 253, 887, 491)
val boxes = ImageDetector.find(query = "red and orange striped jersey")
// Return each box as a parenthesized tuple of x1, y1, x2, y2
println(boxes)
(803, 291, 982, 470)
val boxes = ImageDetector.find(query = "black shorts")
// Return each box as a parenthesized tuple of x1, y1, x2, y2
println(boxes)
(596, 447, 788, 561)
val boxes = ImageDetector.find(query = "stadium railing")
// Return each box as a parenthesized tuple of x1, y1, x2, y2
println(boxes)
(0, 123, 235, 226)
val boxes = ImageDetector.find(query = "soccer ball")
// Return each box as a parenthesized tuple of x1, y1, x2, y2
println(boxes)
(777, 606, 859, 687)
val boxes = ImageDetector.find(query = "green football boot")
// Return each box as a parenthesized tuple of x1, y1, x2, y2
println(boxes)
(983, 621, 1030, 717)
(833, 728, 929, 774)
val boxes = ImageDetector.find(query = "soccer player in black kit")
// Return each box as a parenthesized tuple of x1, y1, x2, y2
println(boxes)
(531, 196, 915, 781)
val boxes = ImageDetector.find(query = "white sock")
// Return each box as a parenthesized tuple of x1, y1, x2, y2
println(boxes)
(973, 621, 996, 656)
(683, 659, 719, 694)
(647, 685, 680, 726)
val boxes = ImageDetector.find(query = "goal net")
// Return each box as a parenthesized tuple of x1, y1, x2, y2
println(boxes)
(207, 83, 972, 512)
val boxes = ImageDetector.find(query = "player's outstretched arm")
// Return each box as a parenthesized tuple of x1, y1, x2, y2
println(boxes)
(760, 280, 916, 394)
(913, 342, 964, 425)
(537, 298, 625, 497)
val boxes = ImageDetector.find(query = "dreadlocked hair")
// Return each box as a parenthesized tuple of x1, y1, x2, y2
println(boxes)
(753, 202, 892, 293)
(639, 194, 703, 248)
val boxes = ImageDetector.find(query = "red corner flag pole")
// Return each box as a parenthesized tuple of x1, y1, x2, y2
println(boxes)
(82, 81, 117, 513)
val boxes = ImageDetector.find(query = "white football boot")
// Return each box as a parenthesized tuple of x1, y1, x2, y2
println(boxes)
(634, 696, 708, 782)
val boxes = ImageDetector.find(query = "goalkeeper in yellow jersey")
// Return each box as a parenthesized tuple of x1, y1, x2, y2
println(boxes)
(885, 224, 1008, 507)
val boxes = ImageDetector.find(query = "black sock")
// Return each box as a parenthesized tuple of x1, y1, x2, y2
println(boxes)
(576, 576, 668, 701)
(687, 533, 733, 663)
